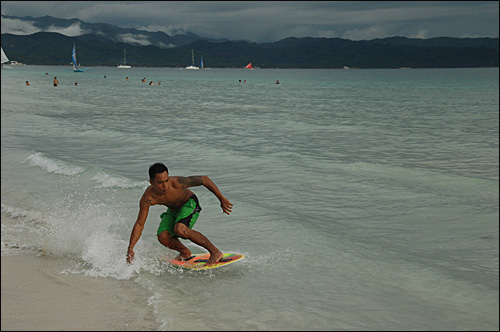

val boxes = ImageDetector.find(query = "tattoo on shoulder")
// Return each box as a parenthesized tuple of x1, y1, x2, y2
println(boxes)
(145, 198, 153, 205)
(178, 176, 203, 187)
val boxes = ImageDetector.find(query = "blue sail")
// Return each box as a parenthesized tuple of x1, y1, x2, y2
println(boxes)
(72, 43, 83, 72)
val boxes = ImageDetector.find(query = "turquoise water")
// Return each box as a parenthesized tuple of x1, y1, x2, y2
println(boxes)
(2, 65, 498, 330)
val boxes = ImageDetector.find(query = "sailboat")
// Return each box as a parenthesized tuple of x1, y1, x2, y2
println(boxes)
(117, 49, 131, 68)
(199, 56, 204, 69)
(72, 43, 84, 72)
(1, 46, 10, 67)
(185, 49, 199, 70)
(245, 62, 253, 69)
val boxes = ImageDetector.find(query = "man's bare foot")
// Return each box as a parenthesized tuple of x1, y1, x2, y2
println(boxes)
(207, 250, 223, 265)
(175, 254, 192, 261)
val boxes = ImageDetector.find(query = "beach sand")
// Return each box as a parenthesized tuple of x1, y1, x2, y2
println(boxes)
(1, 214, 159, 331)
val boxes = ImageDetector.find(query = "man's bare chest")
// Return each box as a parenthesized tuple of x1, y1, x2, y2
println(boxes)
(151, 189, 191, 208)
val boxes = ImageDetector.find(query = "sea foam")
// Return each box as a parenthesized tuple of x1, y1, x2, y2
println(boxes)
(24, 152, 86, 176)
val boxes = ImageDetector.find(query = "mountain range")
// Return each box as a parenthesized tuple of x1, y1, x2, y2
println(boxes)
(1, 15, 498, 68)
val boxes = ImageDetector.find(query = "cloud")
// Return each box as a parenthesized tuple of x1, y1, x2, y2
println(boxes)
(1, 16, 88, 37)
(342, 26, 389, 41)
(117, 33, 151, 46)
(409, 29, 429, 39)
(156, 42, 177, 49)
(136, 24, 187, 36)
(317, 30, 340, 39)
(1, 1, 498, 42)
(45, 22, 89, 37)
(1, 17, 41, 35)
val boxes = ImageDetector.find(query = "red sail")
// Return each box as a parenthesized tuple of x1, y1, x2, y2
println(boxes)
(245, 62, 253, 69)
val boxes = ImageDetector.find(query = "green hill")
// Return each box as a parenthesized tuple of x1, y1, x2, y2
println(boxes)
(2, 32, 498, 68)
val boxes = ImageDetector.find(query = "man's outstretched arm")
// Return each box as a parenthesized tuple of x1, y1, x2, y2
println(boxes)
(126, 199, 149, 263)
(178, 176, 233, 214)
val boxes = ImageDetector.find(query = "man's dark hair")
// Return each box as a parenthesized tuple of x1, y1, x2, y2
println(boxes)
(149, 163, 169, 180)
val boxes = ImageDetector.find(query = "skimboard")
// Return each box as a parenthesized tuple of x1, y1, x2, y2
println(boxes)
(168, 252, 244, 270)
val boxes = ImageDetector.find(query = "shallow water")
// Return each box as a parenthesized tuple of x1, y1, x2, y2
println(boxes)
(2, 65, 498, 330)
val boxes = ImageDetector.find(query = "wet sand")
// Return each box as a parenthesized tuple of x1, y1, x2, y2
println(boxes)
(1, 213, 159, 331)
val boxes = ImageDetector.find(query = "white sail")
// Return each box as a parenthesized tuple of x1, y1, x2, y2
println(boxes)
(185, 49, 199, 69)
(1, 46, 10, 64)
(117, 49, 131, 68)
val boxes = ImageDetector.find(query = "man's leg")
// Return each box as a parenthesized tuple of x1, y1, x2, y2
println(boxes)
(157, 230, 191, 260)
(174, 223, 223, 264)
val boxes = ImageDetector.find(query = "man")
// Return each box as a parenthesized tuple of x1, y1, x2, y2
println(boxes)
(126, 163, 233, 265)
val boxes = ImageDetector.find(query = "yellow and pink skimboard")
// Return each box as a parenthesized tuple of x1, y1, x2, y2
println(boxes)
(168, 252, 244, 270)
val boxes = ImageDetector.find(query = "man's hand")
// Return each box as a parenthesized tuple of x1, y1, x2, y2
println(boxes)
(126, 248, 135, 264)
(220, 196, 233, 215)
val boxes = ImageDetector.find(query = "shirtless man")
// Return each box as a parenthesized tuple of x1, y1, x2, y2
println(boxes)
(126, 163, 232, 265)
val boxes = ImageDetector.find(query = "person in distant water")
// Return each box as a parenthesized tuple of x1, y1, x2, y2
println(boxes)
(158, 81, 161, 85)
(126, 163, 232, 265)
(25, 81, 30, 86)
(45, 72, 49, 75)
(75, 82, 78, 86)
(142, 78, 146, 82)
(275, 80, 280, 84)
(149, 81, 154, 85)
(126, 77, 129, 80)
(53, 77, 59, 87)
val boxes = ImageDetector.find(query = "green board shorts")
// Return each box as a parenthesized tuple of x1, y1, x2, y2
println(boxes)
(157, 194, 202, 238)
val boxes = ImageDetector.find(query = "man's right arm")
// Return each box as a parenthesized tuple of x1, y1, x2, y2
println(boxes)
(126, 198, 149, 264)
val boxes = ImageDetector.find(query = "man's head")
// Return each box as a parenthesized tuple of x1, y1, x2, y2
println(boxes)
(149, 163, 169, 181)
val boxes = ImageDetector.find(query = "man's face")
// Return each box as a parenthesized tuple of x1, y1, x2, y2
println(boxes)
(151, 171, 169, 193)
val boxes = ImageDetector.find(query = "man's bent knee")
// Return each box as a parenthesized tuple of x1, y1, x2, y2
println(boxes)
(174, 223, 190, 239)
(158, 231, 174, 246)
(158, 231, 188, 250)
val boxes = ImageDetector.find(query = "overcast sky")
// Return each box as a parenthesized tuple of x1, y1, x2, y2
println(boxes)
(1, 1, 498, 42)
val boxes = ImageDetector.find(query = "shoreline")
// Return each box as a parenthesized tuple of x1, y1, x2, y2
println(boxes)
(1, 215, 159, 331)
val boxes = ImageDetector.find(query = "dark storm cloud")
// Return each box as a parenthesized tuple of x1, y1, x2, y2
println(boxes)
(1, 1, 498, 42)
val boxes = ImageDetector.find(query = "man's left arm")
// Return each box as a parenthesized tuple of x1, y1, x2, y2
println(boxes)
(178, 176, 233, 215)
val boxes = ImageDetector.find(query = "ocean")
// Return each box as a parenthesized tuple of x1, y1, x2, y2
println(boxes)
(1, 65, 498, 330)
